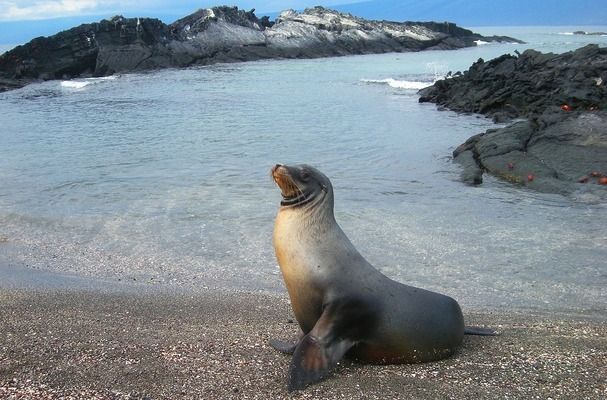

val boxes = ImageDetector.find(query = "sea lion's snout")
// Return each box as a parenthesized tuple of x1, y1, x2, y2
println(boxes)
(271, 164, 288, 188)
(271, 164, 300, 201)
(271, 163, 283, 175)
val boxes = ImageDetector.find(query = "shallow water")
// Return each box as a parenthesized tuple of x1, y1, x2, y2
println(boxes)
(1, 26, 606, 319)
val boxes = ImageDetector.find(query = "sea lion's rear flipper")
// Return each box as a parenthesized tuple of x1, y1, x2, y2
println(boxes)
(269, 339, 298, 354)
(464, 326, 499, 336)
(287, 297, 377, 391)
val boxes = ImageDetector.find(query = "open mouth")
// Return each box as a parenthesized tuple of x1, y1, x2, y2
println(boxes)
(271, 164, 310, 206)
(272, 165, 300, 200)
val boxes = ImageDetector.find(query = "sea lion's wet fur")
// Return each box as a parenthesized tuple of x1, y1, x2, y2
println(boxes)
(271, 164, 467, 390)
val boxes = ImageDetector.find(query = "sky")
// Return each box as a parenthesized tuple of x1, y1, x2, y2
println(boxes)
(0, 1, 359, 21)
(1, 0, 605, 47)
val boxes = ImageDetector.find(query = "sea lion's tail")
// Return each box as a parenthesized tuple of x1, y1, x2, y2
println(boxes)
(464, 326, 499, 336)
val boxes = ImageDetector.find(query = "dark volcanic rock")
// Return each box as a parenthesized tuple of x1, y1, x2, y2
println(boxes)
(0, 6, 520, 92)
(573, 30, 607, 36)
(419, 44, 607, 121)
(419, 45, 607, 197)
(453, 110, 607, 195)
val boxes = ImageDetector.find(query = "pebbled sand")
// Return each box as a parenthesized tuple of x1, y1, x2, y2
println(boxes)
(0, 288, 605, 399)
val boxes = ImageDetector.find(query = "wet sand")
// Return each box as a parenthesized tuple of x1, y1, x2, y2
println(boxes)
(1, 288, 605, 399)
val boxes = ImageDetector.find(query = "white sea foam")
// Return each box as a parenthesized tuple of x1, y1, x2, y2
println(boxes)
(361, 78, 433, 90)
(558, 32, 575, 35)
(60, 80, 90, 89)
(88, 76, 117, 81)
(474, 40, 490, 46)
(60, 76, 117, 89)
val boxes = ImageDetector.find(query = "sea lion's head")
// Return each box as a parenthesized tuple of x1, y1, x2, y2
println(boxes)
(271, 164, 333, 208)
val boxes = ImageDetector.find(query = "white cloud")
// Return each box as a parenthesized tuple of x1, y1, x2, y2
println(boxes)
(0, 0, 125, 21)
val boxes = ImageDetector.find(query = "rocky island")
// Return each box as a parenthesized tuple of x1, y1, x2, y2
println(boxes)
(0, 5, 520, 92)
(419, 44, 607, 197)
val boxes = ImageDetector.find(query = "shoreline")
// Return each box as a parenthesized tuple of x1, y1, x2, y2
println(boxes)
(1, 284, 606, 399)
(1, 260, 606, 323)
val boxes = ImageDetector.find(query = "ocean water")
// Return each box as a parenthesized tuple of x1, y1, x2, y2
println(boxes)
(1, 27, 606, 319)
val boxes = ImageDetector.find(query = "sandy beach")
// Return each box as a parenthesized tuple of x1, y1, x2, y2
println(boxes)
(1, 286, 605, 399)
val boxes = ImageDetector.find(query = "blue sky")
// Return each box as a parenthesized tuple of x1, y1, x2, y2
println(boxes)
(1, 0, 605, 47)
(0, 1, 359, 21)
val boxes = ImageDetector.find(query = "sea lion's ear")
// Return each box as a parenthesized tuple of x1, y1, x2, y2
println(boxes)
(287, 303, 356, 391)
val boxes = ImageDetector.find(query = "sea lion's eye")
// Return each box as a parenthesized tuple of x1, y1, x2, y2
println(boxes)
(301, 170, 310, 181)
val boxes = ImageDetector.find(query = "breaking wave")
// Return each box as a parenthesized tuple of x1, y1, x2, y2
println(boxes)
(361, 78, 434, 90)
(60, 76, 118, 89)
(60, 80, 90, 89)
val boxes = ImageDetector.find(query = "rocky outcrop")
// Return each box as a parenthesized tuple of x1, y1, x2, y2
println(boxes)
(0, 6, 520, 92)
(418, 45, 607, 197)
(453, 109, 607, 195)
(419, 45, 607, 122)
(573, 30, 607, 36)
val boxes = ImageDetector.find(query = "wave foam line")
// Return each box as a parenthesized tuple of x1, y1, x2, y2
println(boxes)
(61, 75, 118, 89)
(361, 78, 434, 90)
(60, 81, 90, 89)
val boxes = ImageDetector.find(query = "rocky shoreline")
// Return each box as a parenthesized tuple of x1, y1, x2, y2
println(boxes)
(418, 44, 607, 196)
(0, 6, 520, 92)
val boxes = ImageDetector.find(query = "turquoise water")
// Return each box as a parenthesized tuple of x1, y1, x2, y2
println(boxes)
(1, 27, 606, 318)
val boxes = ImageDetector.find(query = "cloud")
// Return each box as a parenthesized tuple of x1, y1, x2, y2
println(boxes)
(0, 0, 110, 20)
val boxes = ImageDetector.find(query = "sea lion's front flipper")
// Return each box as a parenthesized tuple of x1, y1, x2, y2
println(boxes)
(287, 297, 377, 391)
(288, 332, 353, 391)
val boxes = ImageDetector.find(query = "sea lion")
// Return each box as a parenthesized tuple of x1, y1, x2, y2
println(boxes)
(270, 163, 496, 391)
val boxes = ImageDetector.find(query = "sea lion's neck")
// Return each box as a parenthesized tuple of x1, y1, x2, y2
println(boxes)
(278, 196, 337, 231)
(273, 199, 337, 332)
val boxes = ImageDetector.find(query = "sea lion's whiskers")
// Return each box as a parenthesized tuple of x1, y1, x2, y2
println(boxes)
(292, 180, 305, 199)
(284, 175, 304, 199)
